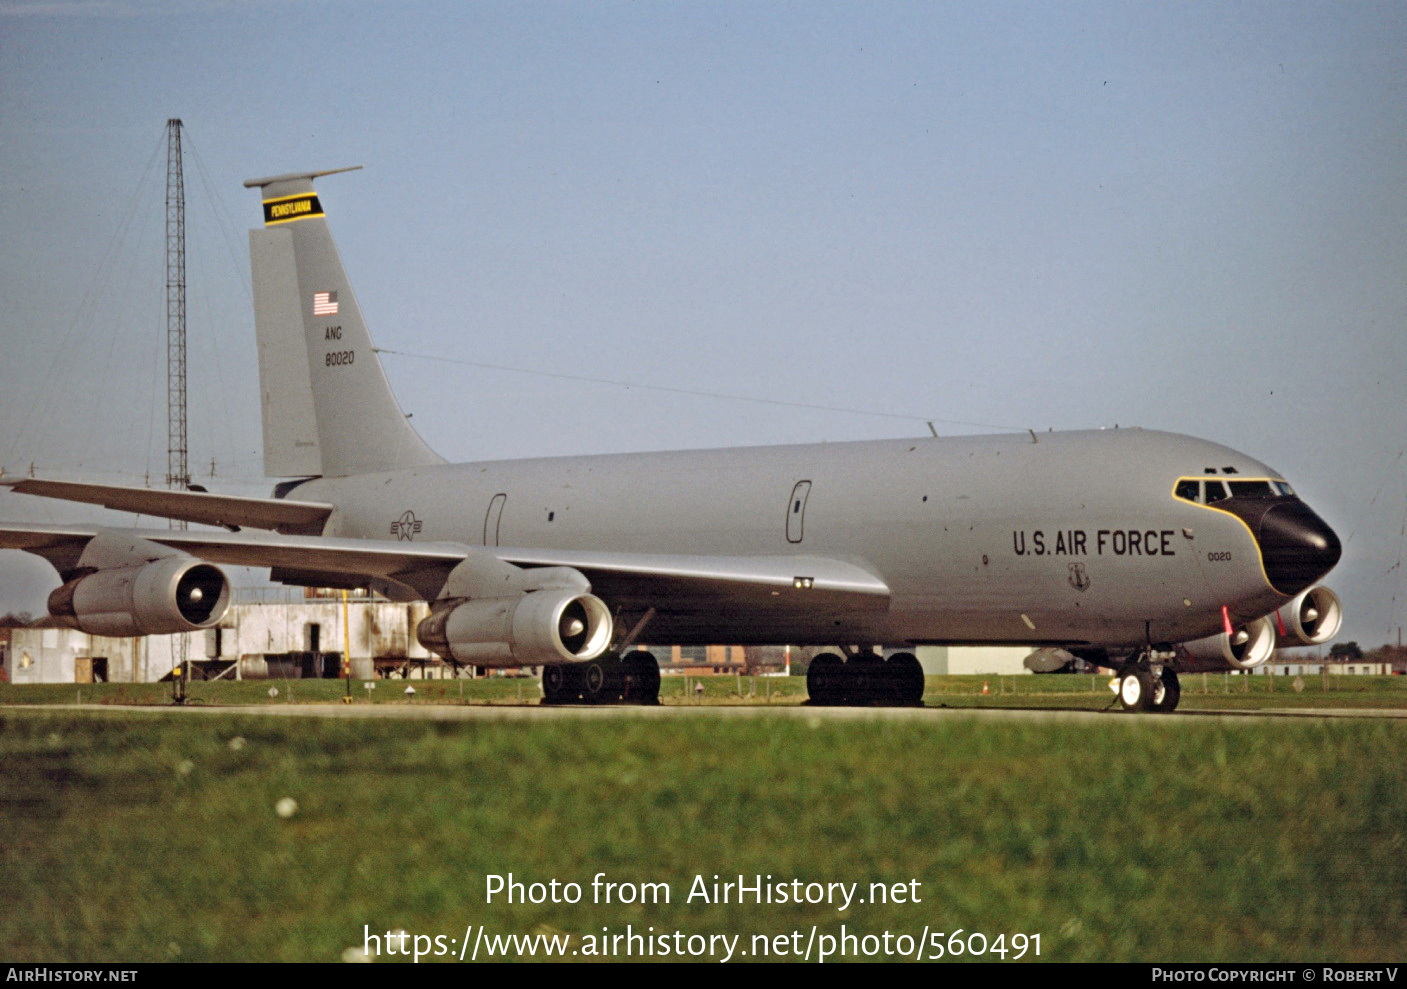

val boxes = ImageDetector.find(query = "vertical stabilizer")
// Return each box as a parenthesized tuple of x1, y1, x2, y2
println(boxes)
(244, 169, 443, 478)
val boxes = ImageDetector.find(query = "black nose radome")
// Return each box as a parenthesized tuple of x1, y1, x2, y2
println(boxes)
(1256, 502, 1342, 596)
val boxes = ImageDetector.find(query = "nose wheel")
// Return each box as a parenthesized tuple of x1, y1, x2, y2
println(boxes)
(1118, 665, 1155, 711)
(1117, 657, 1181, 713)
(1152, 666, 1181, 713)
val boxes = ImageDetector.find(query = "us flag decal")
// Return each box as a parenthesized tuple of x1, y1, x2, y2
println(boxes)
(313, 291, 339, 316)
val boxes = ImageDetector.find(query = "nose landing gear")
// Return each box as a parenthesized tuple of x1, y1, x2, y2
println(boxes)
(1116, 654, 1181, 713)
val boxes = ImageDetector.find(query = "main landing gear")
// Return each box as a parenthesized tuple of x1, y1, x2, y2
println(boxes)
(806, 650, 925, 707)
(1115, 653, 1181, 713)
(540, 651, 661, 705)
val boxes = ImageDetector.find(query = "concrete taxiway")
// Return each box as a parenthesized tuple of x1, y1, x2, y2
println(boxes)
(8, 702, 1407, 723)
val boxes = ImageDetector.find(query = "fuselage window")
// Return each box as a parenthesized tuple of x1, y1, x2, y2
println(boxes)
(1174, 479, 1200, 503)
(1204, 480, 1229, 504)
(1275, 481, 1295, 497)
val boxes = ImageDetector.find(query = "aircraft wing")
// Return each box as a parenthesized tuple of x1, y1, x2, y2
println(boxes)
(0, 523, 465, 600)
(0, 524, 890, 613)
(495, 546, 890, 613)
(0, 477, 333, 533)
(0, 524, 103, 577)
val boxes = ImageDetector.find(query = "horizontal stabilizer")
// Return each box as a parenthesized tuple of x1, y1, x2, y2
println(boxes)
(242, 166, 363, 190)
(1, 478, 333, 534)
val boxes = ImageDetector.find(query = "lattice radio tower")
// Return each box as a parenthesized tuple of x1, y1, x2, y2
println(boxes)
(165, 119, 190, 698)
(164, 118, 190, 516)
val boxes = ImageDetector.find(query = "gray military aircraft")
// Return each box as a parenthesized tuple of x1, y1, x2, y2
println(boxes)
(0, 169, 1343, 711)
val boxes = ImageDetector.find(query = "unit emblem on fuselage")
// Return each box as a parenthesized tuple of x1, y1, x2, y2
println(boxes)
(390, 511, 423, 541)
(1068, 562, 1091, 592)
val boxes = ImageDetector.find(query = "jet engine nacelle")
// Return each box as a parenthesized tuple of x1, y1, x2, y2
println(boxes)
(1274, 585, 1342, 646)
(1178, 614, 1278, 671)
(47, 557, 232, 637)
(416, 589, 613, 667)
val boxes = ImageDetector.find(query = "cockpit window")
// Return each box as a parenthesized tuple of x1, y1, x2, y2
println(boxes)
(1174, 476, 1295, 505)
(1229, 480, 1275, 499)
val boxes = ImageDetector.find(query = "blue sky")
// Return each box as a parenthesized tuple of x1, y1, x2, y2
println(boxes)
(1, 1, 1405, 645)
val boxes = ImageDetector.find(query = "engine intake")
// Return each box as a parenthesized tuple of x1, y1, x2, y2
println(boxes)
(1275, 585, 1342, 646)
(48, 557, 232, 637)
(1178, 615, 1277, 671)
(417, 588, 613, 667)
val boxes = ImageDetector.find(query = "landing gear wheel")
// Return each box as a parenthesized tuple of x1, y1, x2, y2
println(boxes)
(847, 651, 884, 704)
(541, 664, 566, 703)
(622, 651, 661, 705)
(1118, 665, 1156, 712)
(584, 661, 606, 697)
(542, 663, 591, 704)
(1151, 668, 1181, 713)
(807, 652, 844, 706)
(885, 652, 925, 706)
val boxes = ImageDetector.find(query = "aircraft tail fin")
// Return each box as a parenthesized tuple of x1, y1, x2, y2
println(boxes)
(245, 168, 443, 478)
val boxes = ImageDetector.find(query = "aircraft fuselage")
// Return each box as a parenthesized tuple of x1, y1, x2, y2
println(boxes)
(289, 427, 1333, 649)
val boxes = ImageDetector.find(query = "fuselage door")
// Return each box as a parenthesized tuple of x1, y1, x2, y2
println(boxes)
(483, 493, 507, 547)
(786, 480, 812, 544)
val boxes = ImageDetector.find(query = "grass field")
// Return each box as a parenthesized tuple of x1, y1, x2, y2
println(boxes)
(1, 705, 1404, 962)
